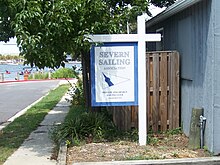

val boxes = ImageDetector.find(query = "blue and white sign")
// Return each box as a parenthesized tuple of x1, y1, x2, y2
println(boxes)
(91, 42, 138, 106)
(88, 15, 161, 145)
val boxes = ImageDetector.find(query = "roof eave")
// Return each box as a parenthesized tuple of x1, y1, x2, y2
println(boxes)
(147, 0, 203, 28)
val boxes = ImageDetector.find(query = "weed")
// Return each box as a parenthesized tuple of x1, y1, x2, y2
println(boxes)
(203, 145, 209, 151)
(165, 127, 182, 135)
(203, 146, 213, 155)
(120, 129, 138, 142)
(172, 152, 179, 158)
(147, 136, 159, 145)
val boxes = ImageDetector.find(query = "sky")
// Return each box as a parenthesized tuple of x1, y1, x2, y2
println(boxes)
(0, 5, 165, 55)
(0, 37, 19, 55)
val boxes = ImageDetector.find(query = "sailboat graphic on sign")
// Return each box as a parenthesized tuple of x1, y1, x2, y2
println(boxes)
(102, 73, 114, 87)
(102, 72, 130, 89)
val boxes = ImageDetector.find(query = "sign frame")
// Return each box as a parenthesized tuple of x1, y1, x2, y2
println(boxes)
(90, 42, 138, 107)
(88, 14, 161, 146)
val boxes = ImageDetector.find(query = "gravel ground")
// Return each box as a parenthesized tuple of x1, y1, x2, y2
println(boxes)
(66, 133, 211, 164)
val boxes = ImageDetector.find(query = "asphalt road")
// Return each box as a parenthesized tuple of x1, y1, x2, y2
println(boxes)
(0, 80, 61, 124)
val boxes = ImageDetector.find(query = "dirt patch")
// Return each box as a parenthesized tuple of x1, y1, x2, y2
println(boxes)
(66, 133, 211, 164)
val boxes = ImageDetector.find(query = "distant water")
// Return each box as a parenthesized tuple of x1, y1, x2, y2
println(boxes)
(0, 62, 81, 81)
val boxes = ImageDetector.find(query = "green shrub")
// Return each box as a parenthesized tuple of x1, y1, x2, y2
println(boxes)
(28, 67, 77, 80)
(51, 68, 77, 79)
(28, 72, 49, 80)
(69, 79, 85, 105)
(51, 106, 118, 146)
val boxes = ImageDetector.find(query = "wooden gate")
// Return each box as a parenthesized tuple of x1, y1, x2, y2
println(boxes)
(108, 51, 180, 133)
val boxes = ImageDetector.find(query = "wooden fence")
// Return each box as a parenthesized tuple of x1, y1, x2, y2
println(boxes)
(107, 51, 180, 133)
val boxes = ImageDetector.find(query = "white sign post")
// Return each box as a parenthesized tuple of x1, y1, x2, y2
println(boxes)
(137, 14, 148, 145)
(88, 14, 161, 145)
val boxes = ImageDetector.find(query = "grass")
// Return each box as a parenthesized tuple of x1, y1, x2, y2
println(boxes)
(0, 84, 69, 164)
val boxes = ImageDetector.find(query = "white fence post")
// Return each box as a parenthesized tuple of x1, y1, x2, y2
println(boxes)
(0, 73, 4, 82)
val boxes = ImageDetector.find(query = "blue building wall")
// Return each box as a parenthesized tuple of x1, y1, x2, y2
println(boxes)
(212, 0, 220, 153)
(147, 0, 220, 154)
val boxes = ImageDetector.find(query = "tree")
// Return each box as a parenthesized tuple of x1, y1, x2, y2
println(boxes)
(0, 0, 175, 107)
(150, 0, 176, 8)
(0, 0, 15, 42)
(13, 0, 108, 68)
(1, 0, 146, 68)
(0, 0, 176, 68)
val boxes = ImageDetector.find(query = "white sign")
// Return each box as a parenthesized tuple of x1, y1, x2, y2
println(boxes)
(91, 43, 138, 106)
(88, 14, 161, 146)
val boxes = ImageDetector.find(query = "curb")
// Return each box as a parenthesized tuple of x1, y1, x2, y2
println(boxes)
(72, 157, 220, 165)
(0, 78, 75, 84)
(57, 141, 68, 165)
(56, 80, 77, 165)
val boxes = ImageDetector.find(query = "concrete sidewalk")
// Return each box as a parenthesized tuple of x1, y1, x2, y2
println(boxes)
(3, 82, 72, 165)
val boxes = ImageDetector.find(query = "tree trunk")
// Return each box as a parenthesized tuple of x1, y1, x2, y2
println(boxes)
(81, 50, 101, 112)
(81, 51, 91, 111)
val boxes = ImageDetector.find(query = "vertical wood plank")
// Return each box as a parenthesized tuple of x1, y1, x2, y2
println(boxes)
(113, 107, 117, 129)
(160, 52, 168, 131)
(146, 53, 151, 131)
(124, 106, 128, 131)
(134, 106, 138, 128)
(131, 106, 138, 128)
(150, 92, 153, 127)
(131, 106, 135, 128)
(121, 106, 125, 131)
(152, 53, 160, 132)
(173, 52, 180, 128)
(125, 106, 131, 131)
(150, 55, 153, 129)
(168, 53, 174, 129)
(116, 107, 120, 130)
(128, 106, 132, 130)
(112, 107, 116, 126)
(150, 56, 153, 87)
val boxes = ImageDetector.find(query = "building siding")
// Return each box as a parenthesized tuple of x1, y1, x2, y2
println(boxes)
(213, 0, 220, 154)
(147, 0, 220, 154)
(202, 0, 214, 152)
